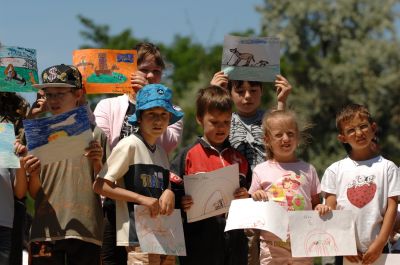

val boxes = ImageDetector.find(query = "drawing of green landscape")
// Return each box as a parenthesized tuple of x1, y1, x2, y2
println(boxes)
(0, 66, 38, 92)
(87, 72, 126, 83)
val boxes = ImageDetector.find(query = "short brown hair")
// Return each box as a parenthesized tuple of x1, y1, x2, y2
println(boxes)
(336, 104, 375, 154)
(196, 85, 233, 118)
(135, 42, 165, 69)
(227, 80, 262, 92)
(336, 104, 373, 133)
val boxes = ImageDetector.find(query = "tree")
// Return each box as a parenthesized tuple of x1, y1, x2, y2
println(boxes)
(76, 15, 229, 148)
(257, 0, 400, 172)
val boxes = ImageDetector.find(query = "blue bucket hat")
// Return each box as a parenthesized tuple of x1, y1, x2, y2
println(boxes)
(128, 84, 183, 125)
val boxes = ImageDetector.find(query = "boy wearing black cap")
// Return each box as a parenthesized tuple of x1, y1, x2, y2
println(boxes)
(93, 83, 183, 265)
(26, 64, 108, 265)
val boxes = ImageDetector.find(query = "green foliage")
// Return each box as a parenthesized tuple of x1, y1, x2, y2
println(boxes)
(257, 0, 400, 173)
(78, 1, 400, 173)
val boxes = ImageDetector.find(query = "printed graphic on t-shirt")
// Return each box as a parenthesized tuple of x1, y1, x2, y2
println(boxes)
(346, 175, 376, 208)
(267, 171, 306, 211)
(140, 172, 164, 189)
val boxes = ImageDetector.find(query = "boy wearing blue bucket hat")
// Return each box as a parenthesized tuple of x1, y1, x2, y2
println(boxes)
(94, 84, 183, 265)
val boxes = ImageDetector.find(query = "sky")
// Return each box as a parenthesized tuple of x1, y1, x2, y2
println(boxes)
(0, 0, 263, 73)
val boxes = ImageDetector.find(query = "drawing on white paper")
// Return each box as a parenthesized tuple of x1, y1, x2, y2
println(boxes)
(134, 205, 186, 256)
(184, 164, 240, 223)
(289, 211, 357, 257)
(305, 230, 338, 256)
(221, 35, 280, 82)
(225, 198, 289, 241)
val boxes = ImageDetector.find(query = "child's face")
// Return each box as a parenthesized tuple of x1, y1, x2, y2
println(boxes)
(231, 81, 262, 117)
(265, 116, 299, 162)
(44, 87, 81, 115)
(197, 110, 232, 148)
(338, 114, 376, 152)
(138, 55, 163, 84)
(139, 107, 171, 145)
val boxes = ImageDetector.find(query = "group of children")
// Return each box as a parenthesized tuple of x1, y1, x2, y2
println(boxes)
(1, 41, 399, 265)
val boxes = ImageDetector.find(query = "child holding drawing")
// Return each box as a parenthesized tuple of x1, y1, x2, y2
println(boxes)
(249, 109, 330, 265)
(321, 104, 400, 264)
(170, 85, 249, 265)
(210, 69, 292, 265)
(25, 64, 107, 265)
(94, 84, 183, 265)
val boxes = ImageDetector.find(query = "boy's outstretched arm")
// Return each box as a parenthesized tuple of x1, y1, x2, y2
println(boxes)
(210, 71, 228, 89)
(93, 178, 159, 217)
(84, 140, 104, 175)
(362, 196, 398, 264)
(275, 75, 292, 110)
(14, 141, 28, 199)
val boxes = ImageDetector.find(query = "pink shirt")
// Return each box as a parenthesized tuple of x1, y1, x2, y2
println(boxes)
(249, 160, 321, 211)
(94, 94, 183, 153)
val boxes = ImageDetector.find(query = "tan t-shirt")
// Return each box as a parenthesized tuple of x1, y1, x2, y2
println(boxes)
(30, 126, 108, 246)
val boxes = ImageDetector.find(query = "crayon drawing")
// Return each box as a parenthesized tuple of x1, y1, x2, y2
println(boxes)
(183, 164, 240, 223)
(73, 49, 137, 94)
(288, 210, 357, 257)
(0, 46, 38, 92)
(23, 106, 92, 165)
(221, 35, 280, 82)
(134, 205, 186, 256)
(304, 230, 338, 256)
(0, 123, 20, 168)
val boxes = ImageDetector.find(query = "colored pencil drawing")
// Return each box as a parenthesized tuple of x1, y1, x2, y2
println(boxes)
(73, 49, 137, 94)
(304, 230, 339, 256)
(0, 123, 20, 168)
(23, 106, 92, 165)
(134, 205, 186, 256)
(184, 164, 240, 223)
(289, 211, 357, 257)
(0, 46, 38, 92)
(221, 35, 280, 82)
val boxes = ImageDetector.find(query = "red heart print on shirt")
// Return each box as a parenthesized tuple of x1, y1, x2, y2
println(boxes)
(347, 175, 376, 208)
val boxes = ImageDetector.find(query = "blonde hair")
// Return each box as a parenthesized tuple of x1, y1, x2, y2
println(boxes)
(262, 110, 311, 159)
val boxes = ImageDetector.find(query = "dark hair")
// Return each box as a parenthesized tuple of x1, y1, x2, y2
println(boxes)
(135, 42, 165, 69)
(227, 80, 262, 92)
(0, 92, 29, 139)
(196, 85, 233, 118)
(0, 92, 28, 121)
(335, 103, 376, 153)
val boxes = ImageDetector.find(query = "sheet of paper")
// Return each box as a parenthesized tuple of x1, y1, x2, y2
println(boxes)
(221, 35, 280, 82)
(184, 164, 240, 223)
(344, 254, 400, 265)
(289, 210, 357, 257)
(73, 49, 137, 94)
(0, 123, 20, 168)
(0, 46, 38, 92)
(23, 106, 92, 165)
(134, 205, 186, 256)
(225, 198, 289, 241)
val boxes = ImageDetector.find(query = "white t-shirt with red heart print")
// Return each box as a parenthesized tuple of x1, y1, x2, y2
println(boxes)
(321, 155, 400, 253)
